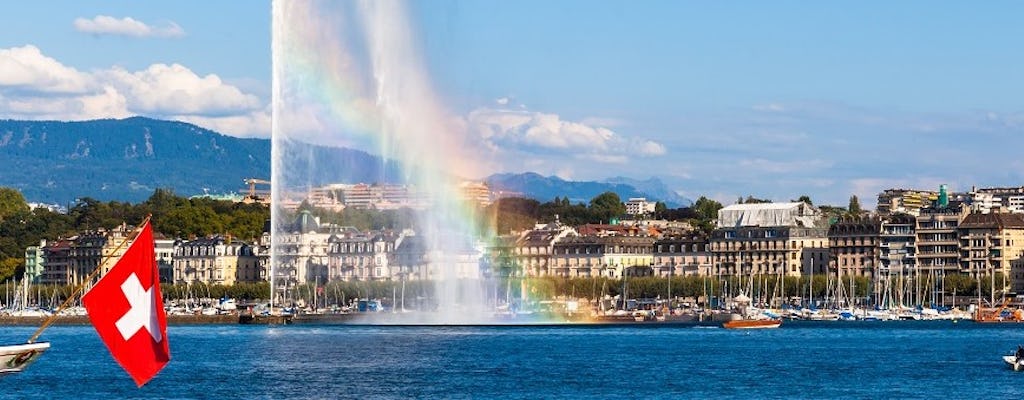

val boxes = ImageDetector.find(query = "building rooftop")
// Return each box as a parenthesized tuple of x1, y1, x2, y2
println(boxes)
(960, 213, 1024, 229)
(717, 202, 821, 228)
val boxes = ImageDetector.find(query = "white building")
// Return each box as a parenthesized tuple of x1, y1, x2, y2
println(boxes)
(274, 210, 338, 290)
(625, 197, 656, 216)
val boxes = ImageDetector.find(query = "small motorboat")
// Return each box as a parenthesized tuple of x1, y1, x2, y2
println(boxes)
(722, 319, 782, 329)
(1004, 355, 1024, 371)
(0, 342, 50, 374)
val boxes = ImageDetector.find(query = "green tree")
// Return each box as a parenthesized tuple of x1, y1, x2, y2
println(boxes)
(742, 195, 771, 204)
(0, 257, 20, 282)
(0, 188, 28, 221)
(487, 197, 542, 234)
(588, 192, 625, 223)
(848, 195, 862, 215)
(797, 195, 813, 206)
(654, 201, 668, 218)
(692, 196, 723, 222)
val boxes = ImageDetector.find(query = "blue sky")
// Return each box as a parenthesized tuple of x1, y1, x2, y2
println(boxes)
(2, 1, 1023, 206)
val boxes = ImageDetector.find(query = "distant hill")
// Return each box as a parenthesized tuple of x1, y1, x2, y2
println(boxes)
(0, 117, 400, 205)
(0, 118, 690, 208)
(486, 173, 692, 208)
(603, 176, 693, 208)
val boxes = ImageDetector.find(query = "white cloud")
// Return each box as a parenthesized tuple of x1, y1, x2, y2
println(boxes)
(74, 15, 185, 38)
(104, 63, 262, 117)
(0, 45, 92, 94)
(0, 45, 267, 137)
(467, 107, 665, 163)
(495, 97, 509, 105)
(631, 139, 666, 156)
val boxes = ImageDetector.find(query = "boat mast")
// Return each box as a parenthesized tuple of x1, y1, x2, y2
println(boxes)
(809, 263, 814, 309)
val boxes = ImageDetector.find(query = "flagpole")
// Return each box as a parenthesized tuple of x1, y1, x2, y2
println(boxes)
(27, 215, 153, 344)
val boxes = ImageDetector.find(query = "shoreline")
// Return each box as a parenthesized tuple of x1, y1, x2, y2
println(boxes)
(0, 314, 240, 326)
(0, 314, 1008, 327)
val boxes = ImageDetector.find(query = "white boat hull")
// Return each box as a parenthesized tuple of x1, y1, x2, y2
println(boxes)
(1004, 355, 1024, 371)
(0, 342, 50, 374)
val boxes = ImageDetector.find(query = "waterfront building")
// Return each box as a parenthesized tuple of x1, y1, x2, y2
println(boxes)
(23, 240, 45, 283)
(172, 235, 260, 285)
(711, 202, 829, 277)
(326, 230, 399, 281)
(551, 236, 603, 277)
(551, 234, 655, 278)
(155, 235, 176, 283)
(483, 235, 519, 279)
(69, 224, 135, 286)
(653, 234, 711, 277)
(957, 212, 1024, 300)
(274, 210, 342, 290)
(513, 221, 577, 277)
(828, 217, 881, 279)
(39, 239, 73, 285)
(1011, 258, 1024, 296)
(915, 203, 968, 278)
(389, 233, 482, 281)
(878, 213, 917, 294)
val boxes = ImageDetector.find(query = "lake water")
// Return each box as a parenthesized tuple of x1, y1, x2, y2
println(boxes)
(3, 321, 1024, 399)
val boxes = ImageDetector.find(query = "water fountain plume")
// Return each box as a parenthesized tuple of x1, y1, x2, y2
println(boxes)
(272, 0, 499, 324)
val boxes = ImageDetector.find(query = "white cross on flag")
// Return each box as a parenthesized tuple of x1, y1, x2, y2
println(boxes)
(83, 220, 170, 387)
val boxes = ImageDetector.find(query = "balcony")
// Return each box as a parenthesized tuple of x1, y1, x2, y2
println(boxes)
(916, 252, 958, 258)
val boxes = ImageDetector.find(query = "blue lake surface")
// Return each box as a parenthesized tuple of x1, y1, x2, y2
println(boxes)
(3, 321, 1024, 399)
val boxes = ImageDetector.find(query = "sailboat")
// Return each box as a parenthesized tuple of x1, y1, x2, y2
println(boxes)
(0, 341, 49, 374)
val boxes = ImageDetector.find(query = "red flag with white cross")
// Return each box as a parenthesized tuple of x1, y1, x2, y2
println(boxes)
(82, 220, 170, 387)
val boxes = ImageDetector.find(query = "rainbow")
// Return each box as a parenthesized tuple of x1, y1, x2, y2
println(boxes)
(271, 0, 496, 322)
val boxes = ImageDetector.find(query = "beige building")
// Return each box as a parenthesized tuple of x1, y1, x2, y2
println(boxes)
(172, 236, 260, 285)
(653, 235, 711, 277)
(327, 230, 399, 281)
(459, 181, 492, 207)
(916, 204, 968, 276)
(829, 217, 881, 279)
(712, 202, 829, 277)
(65, 224, 135, 286)
(958, 212, 1024, 300)
(509, 222, 577, 277)
(551, 235, 655, 278)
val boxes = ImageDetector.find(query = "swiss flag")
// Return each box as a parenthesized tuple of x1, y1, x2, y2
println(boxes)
(83, 221, 170, 387)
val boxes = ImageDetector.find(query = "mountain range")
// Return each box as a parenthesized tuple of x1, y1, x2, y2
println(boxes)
(0, 117, 690, 207)
(485, 173, 690, 208)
